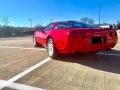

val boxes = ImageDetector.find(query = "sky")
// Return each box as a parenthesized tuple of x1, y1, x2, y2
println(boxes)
(0, 0, 120, 27)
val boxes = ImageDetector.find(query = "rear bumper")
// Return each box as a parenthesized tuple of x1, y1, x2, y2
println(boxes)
(58, 43, 117, 54)
(57, 37, 118, 54)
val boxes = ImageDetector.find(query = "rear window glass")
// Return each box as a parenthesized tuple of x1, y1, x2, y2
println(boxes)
(55, 22, 96, 29)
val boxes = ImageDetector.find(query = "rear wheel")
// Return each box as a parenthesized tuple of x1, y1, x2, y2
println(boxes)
(106, 48, 112, 51)
(33, 35, 39, 47)
(47, 38, 58, 58)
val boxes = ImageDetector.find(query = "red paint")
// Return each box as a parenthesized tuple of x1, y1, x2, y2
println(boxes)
(34, 21, 118, 54)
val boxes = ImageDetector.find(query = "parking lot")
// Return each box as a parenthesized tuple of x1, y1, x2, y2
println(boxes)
(0, 35, 120, 90)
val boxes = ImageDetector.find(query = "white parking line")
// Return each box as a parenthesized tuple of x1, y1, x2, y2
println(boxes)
(0, 39, 31, 41)
(96, 53, 120, 56)
(0, 57, 51, 89)
(0, 46, 46, 51)
(0, 79, 44, 90)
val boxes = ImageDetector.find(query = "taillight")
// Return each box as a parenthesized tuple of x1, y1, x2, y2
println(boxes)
(70, 32, 86, 38)
(109, 31, 112, 36)
(71, 32, 78, 38)
(114, 31, 117, 36)
(108, 30, 117, 37)
(79, 32, 86, 38)
(64, 31, 70, 35)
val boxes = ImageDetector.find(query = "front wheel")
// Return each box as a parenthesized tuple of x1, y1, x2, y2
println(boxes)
(47, 38, 58, 58)
(33, 35, 39, 47)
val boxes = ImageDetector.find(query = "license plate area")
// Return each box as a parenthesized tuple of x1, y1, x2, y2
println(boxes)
(91, 37, 104, 44)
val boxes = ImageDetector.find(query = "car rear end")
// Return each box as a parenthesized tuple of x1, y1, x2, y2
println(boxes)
(53, 21, 118, 54)
(66, 28, 118, 53)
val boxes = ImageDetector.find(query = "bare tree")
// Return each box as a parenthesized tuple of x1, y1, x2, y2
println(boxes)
(81, 17, 95, 25)
(1, 16, 9, 27)
(116, 20, 120, 29)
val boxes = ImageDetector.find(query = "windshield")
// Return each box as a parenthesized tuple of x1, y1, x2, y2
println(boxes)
(56, 22, 96, 29)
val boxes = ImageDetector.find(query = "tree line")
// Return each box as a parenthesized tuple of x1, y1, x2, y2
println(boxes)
(0, 17, 120, 37)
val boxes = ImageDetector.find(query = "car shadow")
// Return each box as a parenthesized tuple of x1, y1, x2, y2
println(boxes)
(55, 49, 120, 74)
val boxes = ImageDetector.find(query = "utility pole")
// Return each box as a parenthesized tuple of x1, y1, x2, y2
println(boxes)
(99, 6, 102, 25)
(28, 18, 32, 30)
(50, 18, 54, 23)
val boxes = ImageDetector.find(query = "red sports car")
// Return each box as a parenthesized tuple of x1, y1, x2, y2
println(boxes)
(33, 21, 118, 58)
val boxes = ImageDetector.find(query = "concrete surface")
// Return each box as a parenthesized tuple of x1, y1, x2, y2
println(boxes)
(0, 35, 120, 90)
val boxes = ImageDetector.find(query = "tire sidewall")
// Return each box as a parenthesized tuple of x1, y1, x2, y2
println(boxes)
(33, 35, 38, 47)
(47, 38, 57, 58)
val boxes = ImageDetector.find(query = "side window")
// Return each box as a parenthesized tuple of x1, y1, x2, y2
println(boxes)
(44, 24, 53, 31)
(54, 23, 72, 30)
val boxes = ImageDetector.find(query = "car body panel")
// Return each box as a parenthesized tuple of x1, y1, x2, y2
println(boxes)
(34, 21, 118, 54)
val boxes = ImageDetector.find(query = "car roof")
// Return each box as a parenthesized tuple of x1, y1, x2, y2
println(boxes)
(53, 21, 77, 24)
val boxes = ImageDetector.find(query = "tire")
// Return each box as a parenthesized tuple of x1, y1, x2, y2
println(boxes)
(47, 38, 58, 58)
(106, 48, 112, 51)
(33, 35, 39, 47)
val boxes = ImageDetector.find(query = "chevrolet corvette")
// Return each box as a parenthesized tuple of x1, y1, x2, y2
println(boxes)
(33, 21, 118, 58)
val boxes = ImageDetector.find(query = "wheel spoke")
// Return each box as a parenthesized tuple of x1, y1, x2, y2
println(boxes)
(48, 39, 54, 57)
(33, 37, 36, 46)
